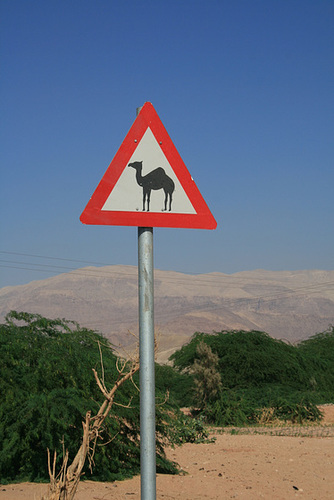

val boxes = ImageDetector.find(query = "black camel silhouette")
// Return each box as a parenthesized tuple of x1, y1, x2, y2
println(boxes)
(128, 161, 175, 212)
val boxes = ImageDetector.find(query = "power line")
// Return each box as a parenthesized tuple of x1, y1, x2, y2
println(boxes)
(0, 259, 123, 276)
(0, 265, 138, 283)
(0, 250, 111, 266)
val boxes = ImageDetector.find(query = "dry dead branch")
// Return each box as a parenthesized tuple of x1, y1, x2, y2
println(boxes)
(41, 351, 139, 500)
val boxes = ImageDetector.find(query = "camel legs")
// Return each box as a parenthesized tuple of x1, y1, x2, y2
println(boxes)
(168, 192, 173, 211)
(163, 190, 173, 211)
(143, 189, 151, 211)
(143, 188, 173, 211)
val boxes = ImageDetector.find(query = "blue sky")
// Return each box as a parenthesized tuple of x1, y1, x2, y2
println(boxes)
(1, 0, 333, 287)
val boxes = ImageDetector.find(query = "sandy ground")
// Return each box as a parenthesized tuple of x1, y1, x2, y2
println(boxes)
(1, 406, 333, 500)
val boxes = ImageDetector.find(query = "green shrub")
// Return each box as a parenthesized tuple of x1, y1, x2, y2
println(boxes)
(203, 392, 258, 426)
(272, 398, 322, 424)
(193, 341, 222, 409)
(297, 326, 334, 399)
(202, 392, 322, 427)
(165, 413, 214, 446)
(0, 311, 180, 483)
(155, 364, 194, 407)
(170, 330, 310, 390)
(169, 328, 333, 427)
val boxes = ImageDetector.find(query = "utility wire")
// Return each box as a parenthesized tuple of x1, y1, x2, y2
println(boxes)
(0, 250, 111, 266)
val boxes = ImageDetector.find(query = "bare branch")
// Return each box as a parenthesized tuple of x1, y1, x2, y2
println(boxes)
(41, 348, 140, 500)
(113, 396, 134, 408)
(93, 369, 110, 400)
(130, 373, 140, 393)
(97, 341, 105, 387)
(97, 432, 119, 447)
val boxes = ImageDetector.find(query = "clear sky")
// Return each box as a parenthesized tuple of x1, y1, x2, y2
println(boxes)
(1, 0, 333, 287)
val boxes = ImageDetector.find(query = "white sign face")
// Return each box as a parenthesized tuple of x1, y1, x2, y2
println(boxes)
(80, 102, 217, 229)
(102, 128, 196, 214)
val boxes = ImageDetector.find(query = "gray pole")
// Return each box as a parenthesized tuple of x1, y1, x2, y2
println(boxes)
(137, 102, 156, 500)
(138, 226, 156, 499)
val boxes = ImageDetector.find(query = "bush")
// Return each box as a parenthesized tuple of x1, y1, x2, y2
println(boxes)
(170, 330, 310, 390)
(169, 328, 333, 427)
(203, 392, 258, 426)
(165, 413, 214, 446)
(272, 399, 322, 424)
(203, 391, 322, 427)
(0, 311, 180, 483)
(193, 341, 222, 408)
(155, 364, 194, 408)
(297, 326, 334, 400)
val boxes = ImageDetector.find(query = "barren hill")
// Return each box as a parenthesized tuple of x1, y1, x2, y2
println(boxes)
(1, 266, 333, 363)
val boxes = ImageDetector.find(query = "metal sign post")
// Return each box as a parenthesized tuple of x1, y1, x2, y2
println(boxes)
(138, 226, 156, 499)
(136, 103, 156, 499)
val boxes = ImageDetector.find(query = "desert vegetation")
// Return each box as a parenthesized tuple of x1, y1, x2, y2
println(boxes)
(0, 311, 333, 490)
(0, 312, 206, 487)
(169, 328, 334, 426)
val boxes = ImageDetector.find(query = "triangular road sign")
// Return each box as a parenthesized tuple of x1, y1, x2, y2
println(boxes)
(80, 102, 217, 229)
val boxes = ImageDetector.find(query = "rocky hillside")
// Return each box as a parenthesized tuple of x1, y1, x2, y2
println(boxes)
(1, 266, 333, 363)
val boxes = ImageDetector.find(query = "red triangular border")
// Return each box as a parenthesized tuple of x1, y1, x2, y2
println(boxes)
(80, 102, 217, 229)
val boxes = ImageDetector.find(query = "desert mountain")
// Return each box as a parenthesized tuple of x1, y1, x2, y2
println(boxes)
(1, 266, 333, 363)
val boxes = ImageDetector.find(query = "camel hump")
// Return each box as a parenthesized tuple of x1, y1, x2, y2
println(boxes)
(147, 167, 175, 192)
(150, 167, 166, 176)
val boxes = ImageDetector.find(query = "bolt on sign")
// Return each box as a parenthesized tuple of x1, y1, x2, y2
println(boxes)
(80, 102, 217, 230)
